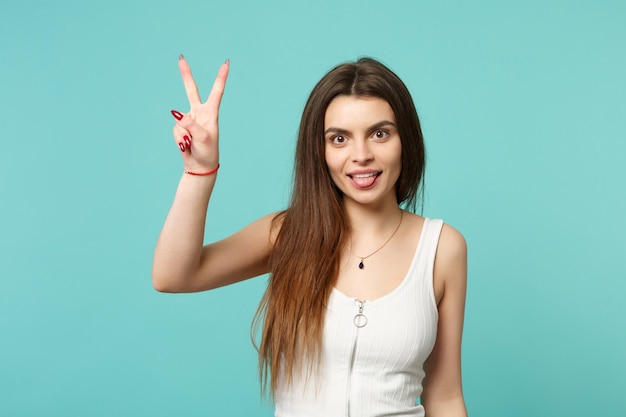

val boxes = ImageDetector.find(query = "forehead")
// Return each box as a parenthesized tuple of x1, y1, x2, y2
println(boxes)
(324, 95, 395, 128)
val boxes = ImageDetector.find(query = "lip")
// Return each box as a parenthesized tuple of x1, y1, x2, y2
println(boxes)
(347, 169, 382, 190)
(347, 169, 382, 177)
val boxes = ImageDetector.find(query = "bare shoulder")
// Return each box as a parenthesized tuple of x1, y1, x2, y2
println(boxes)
(433, 223, 467, 302)
(267, 210, 285, 244)
(438, 223, 467, 261)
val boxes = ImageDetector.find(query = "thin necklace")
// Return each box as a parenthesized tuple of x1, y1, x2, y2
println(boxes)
(350, 210, 403, 270)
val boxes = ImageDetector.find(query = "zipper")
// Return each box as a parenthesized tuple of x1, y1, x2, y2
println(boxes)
(346, 299, 367, 417)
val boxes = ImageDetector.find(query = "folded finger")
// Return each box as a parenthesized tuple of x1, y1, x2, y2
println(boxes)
(173, 124, 192, 152)
(178, 54, 202, 107)
(171, 109, 209, 145)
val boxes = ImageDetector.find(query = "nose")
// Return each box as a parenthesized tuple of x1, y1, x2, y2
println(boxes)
(351, 139, 374, 164)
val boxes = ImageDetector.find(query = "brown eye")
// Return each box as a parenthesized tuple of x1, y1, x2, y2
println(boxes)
(331, 135, 346, 144)
(373, 130, 389, 139)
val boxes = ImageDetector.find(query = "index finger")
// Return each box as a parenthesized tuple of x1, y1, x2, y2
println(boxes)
(178, 55, 202, 107)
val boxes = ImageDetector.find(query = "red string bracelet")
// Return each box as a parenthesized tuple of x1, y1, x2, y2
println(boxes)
(184, 164, 220, 176)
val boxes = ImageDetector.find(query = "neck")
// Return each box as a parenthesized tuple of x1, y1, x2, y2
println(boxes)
(344, 200, 403, 269)
(343, 199, 402, 235)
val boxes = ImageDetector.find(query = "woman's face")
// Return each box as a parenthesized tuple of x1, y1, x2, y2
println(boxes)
(324, 95, 402, 208)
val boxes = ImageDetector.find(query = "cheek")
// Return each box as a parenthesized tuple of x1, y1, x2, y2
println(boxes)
(390, 145, 403, 181)
(324, 148, 342, 173)
(387, 143, 403, 168)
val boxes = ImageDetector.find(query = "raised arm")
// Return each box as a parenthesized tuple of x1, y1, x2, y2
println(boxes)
(152, 56, 275, 293)
(421, 224, 468, 417)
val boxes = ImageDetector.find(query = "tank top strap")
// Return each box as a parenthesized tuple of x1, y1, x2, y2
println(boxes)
(410, 218, 443, 309)
(421, 218, 444, 276)
(398, 217, 445, 296)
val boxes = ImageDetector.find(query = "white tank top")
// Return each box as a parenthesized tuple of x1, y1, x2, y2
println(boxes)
(274, 218, 443, 417)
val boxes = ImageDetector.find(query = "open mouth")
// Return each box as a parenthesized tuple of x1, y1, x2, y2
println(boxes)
(348, 171, 381, 189)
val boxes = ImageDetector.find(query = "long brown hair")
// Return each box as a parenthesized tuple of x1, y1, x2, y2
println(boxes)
(252, 57, 426, 396)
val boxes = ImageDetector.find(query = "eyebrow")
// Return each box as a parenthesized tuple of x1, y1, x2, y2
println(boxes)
(324, 120, 397, 136)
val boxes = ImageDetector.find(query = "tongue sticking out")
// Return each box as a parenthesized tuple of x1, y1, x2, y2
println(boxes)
(352, 174, 378, 189)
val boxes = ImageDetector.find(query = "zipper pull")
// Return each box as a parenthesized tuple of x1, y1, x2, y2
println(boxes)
(353, 299, 368, 328)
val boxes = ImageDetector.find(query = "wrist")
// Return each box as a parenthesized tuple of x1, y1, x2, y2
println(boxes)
(183, 163, 220, 176)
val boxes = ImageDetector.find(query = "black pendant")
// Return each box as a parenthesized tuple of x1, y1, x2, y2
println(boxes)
(358, 260, 364, 269)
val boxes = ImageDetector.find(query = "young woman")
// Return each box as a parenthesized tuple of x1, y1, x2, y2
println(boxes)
(153, 56, 468, 417)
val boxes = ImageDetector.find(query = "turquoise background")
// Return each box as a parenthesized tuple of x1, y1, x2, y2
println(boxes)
(1, 0, 624, 415)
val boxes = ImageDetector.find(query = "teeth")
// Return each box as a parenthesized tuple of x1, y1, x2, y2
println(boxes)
(352, 173, 377, 178)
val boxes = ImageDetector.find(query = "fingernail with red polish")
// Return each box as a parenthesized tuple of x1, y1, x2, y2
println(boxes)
(183, 135, 191, 148)
(171, 110, 183, 121)
(178, 143, 186, 152)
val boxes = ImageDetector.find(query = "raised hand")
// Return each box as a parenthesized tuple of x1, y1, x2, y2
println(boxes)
(171, 55, 230, 174)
